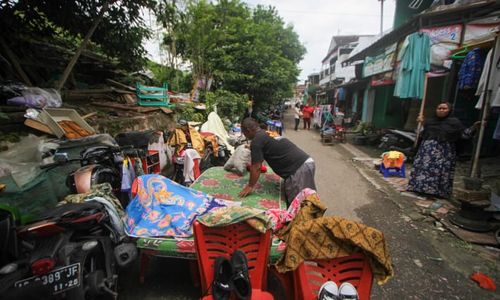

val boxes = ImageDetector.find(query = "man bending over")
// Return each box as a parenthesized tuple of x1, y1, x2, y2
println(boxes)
(238, 118, 316, 204)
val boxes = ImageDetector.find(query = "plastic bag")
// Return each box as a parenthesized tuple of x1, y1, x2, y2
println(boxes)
(223, 145, 251, 175)
(0, 134, 49, 187)
(7, 87, 62, 108)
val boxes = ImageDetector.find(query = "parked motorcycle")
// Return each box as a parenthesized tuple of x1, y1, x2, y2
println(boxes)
(0, 201, 136, 299)
(378, 129, 417, 160)
(65, 146, 123, 196)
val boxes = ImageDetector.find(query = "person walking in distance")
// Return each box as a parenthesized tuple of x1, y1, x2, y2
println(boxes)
(238, 118, 316, 204)
(294, 103, 302, 131)
(302, 103, 314, 130)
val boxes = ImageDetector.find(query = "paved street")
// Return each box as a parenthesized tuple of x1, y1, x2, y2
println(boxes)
(282, 112, 499, 300)
(119, 111, 500, 299)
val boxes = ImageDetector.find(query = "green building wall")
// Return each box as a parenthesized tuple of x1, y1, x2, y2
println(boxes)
(372, 85, 406, 129)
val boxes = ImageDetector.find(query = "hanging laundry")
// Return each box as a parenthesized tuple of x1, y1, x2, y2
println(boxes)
(121, 158, 136, 192)
(494, 115, 500, 140)
(338, 88, 346, 101)
(475, 38, 500, 109)
(458, 48, 485, 90)
(183, 148, 201, 184)
(148, 131, 168, 171)
(134, 157, 145, 176)
(394, 32, 431, 99)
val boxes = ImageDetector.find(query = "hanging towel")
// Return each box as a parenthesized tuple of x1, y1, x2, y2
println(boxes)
(394, 32, 431, 99)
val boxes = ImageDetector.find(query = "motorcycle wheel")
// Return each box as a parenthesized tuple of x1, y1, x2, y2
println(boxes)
(66, 246, 116, 300)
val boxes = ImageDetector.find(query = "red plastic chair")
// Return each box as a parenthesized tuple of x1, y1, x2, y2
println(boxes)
(193, 221, 274, 300)
(293, 253, 373, 300)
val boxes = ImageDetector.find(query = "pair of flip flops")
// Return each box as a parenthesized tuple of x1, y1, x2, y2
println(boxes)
(318, 281, 359, 300)
(212, 250, 251, 300)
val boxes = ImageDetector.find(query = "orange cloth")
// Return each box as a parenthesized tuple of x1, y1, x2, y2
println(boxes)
(471, 272, 497, 291)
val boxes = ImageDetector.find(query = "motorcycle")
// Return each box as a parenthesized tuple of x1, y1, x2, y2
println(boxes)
(0, 201, 136, 299)
(65, 146, 123, 196)
(378, 129, 417, 160)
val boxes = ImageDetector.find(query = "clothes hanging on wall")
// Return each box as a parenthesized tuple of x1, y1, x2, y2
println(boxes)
(394, 32, 431, 99)
(338, 88, 346, 101)
(312, 107, 322, 128)
(494, 114, 500, 140)
(475, 37, 500, 109)
(458, 48, 485, 90)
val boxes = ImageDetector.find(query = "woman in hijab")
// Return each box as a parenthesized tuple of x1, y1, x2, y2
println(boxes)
(407, 102, 479, 199)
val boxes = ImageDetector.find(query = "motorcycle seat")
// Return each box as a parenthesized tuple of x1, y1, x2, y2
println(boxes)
(38, 202, 104, 221)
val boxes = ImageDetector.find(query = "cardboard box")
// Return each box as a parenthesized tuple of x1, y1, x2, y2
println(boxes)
(39, 108, 95, 139)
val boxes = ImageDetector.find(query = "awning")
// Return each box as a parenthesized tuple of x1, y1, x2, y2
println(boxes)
(344, 1, 500, 65)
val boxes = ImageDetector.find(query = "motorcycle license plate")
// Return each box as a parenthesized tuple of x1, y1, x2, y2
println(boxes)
(14, 263, 81, 294)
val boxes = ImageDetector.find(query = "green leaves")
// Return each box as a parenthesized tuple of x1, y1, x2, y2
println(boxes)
(206, 89, 248, 123)
(1, 0, 155, 71)
(165, 0, 305, 108)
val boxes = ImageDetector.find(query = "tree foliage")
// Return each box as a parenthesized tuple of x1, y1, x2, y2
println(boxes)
(0, 0, 155, 70)
(146, 60, 192, 92)
(205, 89, 248, 123)
(163, 0, 306, 108)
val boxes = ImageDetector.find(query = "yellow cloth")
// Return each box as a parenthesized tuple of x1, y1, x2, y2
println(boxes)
(275, 194, 394, 285)
(202, 134, 219, 157)
(168, 127, 205, 155)
(266, 130, 280, 138)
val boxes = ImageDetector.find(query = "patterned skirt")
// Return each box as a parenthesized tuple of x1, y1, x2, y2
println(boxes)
(407, 139, 456, 199)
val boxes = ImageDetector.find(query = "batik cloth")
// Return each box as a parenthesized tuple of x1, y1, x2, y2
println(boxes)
(458, 48, 484, 90)
(198, 188, 318, 233)
(274, 192, 393, 285)
(124, 174, 214, 238)
(407, 139, 456, 199)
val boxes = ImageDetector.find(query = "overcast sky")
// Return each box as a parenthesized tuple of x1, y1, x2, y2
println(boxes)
(244, 0, 396, 82)
(144, 0, 396, 82)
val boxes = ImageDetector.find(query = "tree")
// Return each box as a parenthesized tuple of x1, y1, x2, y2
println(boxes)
(146, 60, 192, 92)
(168, 0, 305, 107)
(0, 0, 155, 70)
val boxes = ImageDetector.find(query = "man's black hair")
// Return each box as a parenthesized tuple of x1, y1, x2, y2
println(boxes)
(241, 117, 259, 131)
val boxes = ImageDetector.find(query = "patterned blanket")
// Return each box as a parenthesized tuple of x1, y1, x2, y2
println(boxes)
(190, 166, 284, 210)
(124, 175, 216, 238)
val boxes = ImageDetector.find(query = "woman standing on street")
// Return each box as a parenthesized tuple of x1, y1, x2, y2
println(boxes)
(294, 103, 302, 131)
(407, 102, 478, 199)
(302, 103, 314, 130)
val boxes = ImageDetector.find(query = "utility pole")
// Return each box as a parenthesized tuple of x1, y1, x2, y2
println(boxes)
(378, 0, 385, 36)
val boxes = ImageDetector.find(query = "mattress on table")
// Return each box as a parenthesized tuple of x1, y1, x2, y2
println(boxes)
(136, 167, 285, 260)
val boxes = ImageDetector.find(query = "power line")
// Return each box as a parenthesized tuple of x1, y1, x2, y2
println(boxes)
(273, 9, 392, 18)
(245, 3, 393, 17)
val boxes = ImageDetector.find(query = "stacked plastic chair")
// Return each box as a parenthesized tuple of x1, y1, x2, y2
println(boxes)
(380, 151, 406, 178)
(193, 221, 273, 299)
(293, 253, 373, 300)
